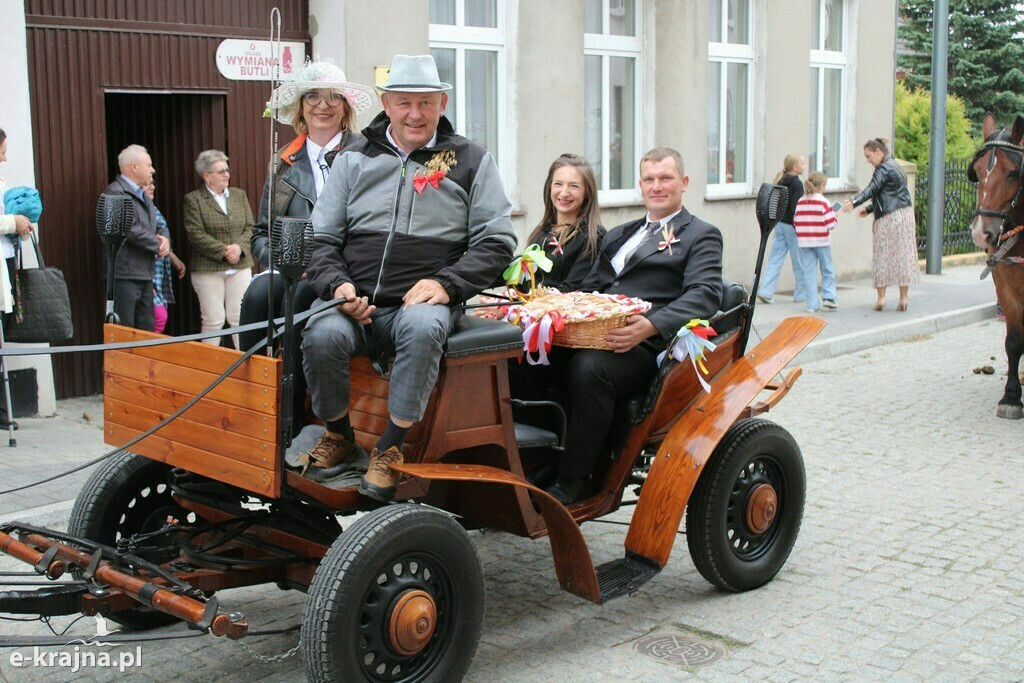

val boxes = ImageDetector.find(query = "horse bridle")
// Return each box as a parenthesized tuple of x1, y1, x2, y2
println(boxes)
(970, 138, 1024, 227)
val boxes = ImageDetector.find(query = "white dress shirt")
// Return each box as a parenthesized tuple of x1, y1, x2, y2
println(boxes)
(307, 132, 344, 198)
(206, 185, 230, 215)
(609, 209, 683, 274)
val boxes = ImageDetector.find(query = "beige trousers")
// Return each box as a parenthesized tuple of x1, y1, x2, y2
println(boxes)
(191, 269, 252, 348)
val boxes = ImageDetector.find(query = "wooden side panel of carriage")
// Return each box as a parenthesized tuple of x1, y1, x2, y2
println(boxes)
(102, 325, 282, 497)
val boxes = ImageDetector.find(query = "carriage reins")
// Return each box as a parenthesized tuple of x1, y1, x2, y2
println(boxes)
(970, 138, 1024, 278)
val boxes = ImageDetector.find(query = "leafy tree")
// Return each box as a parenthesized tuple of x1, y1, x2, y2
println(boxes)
(894, 81, 976, 166)
(899, 0, 1024, 133)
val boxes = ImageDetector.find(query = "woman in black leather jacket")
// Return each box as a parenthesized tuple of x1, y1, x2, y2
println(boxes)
(843, 138, 919, 311)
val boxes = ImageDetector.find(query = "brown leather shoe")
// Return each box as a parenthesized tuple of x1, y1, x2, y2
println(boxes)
(358, 446, 404, 502)
(299, 432, 366, 483)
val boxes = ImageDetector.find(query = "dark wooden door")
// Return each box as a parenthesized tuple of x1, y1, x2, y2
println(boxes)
(104, 93, 228, 338)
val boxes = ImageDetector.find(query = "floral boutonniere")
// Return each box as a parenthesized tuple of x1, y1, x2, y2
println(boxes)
(658, 224, 680, 254)
(414, 149, 458, 194)
(548, 235, 564, 255)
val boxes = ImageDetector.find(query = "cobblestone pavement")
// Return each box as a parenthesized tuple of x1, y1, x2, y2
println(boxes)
(1, 319, 1023, 681)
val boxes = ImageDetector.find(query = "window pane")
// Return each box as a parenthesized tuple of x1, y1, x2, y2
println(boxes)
(609, 56, 636, 189)
(727, 0, 749, 45)
(809, 67, 820, 171)
(431, 48, 457, 130)
(430, 0, 456, 25)
(823, 67, 843, 178)
(584, 0, 602, 33)
(824, 0, 843, 51)
(707, 61, 722, 185)
(709, 0, 723, 42)
(726, 61, 748, 183)
(465, 0, 498, 28)
(609, 0, 636, 36)
(585, 55, 604, 188)
(811, 0, 821, 49)
(465, 50, 498, 160)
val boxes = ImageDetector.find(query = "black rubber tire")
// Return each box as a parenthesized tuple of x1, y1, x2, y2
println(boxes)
(68, 451, 198, 629)
(686, 418, 805, 592)
(302, 504, 485, 683)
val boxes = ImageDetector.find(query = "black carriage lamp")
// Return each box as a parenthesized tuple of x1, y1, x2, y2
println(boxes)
(269, 216, 315, 448)
(95, 195, 135, 325)
(742, 183, 789, 354)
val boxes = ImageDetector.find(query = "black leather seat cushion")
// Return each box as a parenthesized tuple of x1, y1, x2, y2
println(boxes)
(445, 315, 524, 358)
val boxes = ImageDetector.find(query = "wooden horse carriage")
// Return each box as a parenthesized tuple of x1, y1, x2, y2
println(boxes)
(0, 184, 823, 681)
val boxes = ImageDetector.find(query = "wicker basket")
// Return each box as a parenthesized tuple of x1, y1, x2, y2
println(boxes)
(552, 314, 630, 350)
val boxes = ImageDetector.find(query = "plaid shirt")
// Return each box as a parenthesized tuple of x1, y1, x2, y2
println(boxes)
(152, 206, 175, 306)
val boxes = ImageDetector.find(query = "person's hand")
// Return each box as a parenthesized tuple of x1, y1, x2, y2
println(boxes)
(335, 282, 375, 324)
(157, 234, 171, 257)
(225, 243, 241, 264)
(169, 251, 186, 279)
(13, 215, 33, 236)
(402, 279, 450, 309)
(605, 315, 658, 353)
(841, 199, 854, 213)
(857, 208, 868, 218)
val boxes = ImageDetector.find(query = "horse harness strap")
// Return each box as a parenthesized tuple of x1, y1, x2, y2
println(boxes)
(981, 226, 1024, 279)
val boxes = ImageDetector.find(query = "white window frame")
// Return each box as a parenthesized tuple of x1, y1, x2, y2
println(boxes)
(429, 1, 508, 184)
(584, 0, 643, 204)
(707, 0, 755, 198)
(809, 0, 848, 190)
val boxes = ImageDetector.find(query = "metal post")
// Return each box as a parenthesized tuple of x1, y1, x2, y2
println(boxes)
(926, 0, 950, 274)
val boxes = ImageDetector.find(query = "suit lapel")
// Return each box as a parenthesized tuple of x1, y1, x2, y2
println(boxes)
(618, 209, 693, 276)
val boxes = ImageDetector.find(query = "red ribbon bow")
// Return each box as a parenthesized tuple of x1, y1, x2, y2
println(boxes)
(548, 236, 564, 255)
(658, 235, 680, 253)
(413, 170, 445, 194)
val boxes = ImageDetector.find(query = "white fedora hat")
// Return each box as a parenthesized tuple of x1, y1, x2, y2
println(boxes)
(378, 54, 453, 93)
(268, 60, 377, 124)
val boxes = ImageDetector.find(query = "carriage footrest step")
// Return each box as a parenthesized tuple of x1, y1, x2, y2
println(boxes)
(595, 555, 660, 602)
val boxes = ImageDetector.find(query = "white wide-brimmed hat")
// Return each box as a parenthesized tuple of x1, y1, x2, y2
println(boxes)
(268, 60, 377, 124)
(378, 55, 453, 93)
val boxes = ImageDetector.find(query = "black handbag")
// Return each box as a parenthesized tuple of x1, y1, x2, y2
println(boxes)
(4, 234, 74, 344)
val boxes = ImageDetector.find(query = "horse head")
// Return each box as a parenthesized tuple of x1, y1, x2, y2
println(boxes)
(969, 113, 1024, 251)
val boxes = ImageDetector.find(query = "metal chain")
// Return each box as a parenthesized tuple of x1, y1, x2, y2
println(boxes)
(236, 637, 301, 662)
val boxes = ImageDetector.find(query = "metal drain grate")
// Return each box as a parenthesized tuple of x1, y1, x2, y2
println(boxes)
(634, 633, 728, 667)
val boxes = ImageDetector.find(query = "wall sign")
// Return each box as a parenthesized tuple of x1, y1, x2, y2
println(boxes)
(216, 39, 306, 81)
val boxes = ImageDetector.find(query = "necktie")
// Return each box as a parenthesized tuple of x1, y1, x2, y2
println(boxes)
(317, 149, 330, 194)
(625, 221, 661, 264)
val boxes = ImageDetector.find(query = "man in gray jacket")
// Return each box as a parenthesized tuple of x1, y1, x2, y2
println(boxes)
(99, 144, 169, 331)
(299, 55, 516, 500)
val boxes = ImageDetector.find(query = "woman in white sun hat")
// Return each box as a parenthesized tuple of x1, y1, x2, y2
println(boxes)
(239, 60, 375, 431)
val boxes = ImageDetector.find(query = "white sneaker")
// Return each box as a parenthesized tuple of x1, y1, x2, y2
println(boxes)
(757, 294, 773, 304)
(822, 300, 839, 309)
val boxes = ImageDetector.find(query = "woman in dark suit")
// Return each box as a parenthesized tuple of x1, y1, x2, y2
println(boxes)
(524, 154, 604, 292)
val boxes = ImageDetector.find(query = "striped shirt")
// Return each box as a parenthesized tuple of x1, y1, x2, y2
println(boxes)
(794, 193, 837, 248)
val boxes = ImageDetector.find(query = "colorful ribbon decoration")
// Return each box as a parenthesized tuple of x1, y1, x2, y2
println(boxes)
(413, 170, 446, 194)
(657, 318, 718, 392)
(658, 225, 680, 254)
(520, 311, 564, 365)
(502, 244, 554, 297)
(548, 235, 564, 255)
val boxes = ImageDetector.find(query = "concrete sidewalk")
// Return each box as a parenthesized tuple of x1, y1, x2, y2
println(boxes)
(747, 261, 999, 362)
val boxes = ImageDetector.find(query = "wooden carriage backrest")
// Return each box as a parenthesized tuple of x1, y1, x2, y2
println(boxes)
(102, 324, 283, 498)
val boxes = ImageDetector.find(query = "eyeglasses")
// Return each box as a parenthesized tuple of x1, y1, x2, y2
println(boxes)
(303, 91, 346, 107)
(207, 167, 230, 175)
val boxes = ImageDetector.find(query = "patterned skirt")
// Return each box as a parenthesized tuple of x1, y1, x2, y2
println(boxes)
(872, 205, 921, 288)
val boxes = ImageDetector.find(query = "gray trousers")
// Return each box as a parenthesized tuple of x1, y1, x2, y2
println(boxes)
(301, 303, 455, 424)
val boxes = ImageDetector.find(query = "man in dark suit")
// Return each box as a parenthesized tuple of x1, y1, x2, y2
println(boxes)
(513, 147, 723, 504)
(99, 144, 169, 331)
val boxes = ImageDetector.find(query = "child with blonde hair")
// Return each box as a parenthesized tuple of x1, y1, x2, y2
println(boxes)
(793, 171, 838, 312)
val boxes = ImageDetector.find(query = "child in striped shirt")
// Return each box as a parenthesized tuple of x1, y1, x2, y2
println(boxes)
(794, 171, 838, 312)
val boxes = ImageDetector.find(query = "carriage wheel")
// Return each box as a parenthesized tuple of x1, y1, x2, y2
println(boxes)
(68, 451, 201, 628)
(302, 504, 484, 682)
(686, 418, 805, 592)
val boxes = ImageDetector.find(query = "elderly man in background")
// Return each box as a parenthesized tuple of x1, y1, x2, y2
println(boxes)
(299, 54, 516, 500)
(99, 144, 169, 331)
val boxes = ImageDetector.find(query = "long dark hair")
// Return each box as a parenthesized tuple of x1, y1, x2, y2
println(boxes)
(528, 153, 602, 258)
